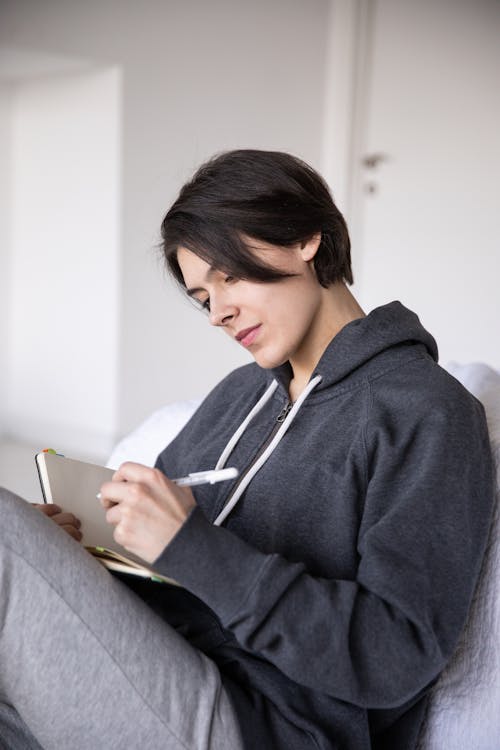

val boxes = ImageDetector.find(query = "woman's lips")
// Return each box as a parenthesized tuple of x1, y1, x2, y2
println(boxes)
(237, 325, 261, 347)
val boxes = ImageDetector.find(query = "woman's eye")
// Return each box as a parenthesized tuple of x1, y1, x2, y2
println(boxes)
(190, 296, 210, 314)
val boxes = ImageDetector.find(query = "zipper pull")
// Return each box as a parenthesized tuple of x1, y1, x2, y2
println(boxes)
(276, 402, 292, 422)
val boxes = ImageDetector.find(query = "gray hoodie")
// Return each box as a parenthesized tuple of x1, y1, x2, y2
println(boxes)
(152, 302, 494, 750)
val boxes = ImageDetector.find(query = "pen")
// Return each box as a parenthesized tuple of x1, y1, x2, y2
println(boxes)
(96, 467, 238, 500)
(172, 467, 238, 487)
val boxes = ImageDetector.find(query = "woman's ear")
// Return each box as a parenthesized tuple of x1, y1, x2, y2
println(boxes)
(300, 233, 322, 262)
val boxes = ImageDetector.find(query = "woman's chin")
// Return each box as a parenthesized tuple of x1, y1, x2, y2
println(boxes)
(252, 350, 288, 370)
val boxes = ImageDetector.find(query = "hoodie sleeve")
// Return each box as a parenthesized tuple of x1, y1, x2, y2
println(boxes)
(153, 376, 495, 709)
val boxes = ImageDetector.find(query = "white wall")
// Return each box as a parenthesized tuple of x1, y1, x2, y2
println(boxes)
(6, 69, 121, 458)
(0, 0, 331, 456)
(0, 83, 13, 430)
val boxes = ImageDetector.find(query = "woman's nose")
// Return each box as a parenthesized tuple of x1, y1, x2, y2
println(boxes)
(208, 297, 237, 327)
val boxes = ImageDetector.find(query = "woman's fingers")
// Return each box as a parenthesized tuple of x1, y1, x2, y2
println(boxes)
(52, 511, 81, 529)
(31, 503, 82, 541)
(99, 479, 146, 511)
(32, 502, 62, 516)
(59, 524, 83, 542)
(111, 461, 161, 484)
(97, 463, 196, 563)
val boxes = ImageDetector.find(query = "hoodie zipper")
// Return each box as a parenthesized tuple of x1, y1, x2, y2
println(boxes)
(213, 401, 292, 519)
(276, 402, 292, 422)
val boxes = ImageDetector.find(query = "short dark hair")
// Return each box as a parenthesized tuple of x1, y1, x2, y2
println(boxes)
(160, 149, 353, 289)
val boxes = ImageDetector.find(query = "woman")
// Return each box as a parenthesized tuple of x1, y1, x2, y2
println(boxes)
(0, 150, 494, 750)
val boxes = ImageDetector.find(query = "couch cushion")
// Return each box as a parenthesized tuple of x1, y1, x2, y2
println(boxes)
(417, 362, 500, 749)
(107, 398, 202, 469)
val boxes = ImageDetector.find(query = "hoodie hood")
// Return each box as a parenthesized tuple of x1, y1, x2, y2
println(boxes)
(270, 301, 439, 395)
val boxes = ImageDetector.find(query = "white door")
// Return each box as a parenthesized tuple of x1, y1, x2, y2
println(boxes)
(351, 0, 500, 367)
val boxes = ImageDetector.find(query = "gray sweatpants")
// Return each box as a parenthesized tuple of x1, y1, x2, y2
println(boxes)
(0, 488, 244, 750)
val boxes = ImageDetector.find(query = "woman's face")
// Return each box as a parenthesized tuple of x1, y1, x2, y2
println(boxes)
(176, 238, 330, 372)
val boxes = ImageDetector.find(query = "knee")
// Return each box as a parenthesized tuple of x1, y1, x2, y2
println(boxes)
(0, 486, 27, 505)
(0, 487, 34, 528)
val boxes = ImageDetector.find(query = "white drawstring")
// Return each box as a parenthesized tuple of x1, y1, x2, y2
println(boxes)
(214, 380, 278, 470)
(213, 375, 322, 526)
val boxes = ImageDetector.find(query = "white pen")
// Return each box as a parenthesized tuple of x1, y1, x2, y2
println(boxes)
(96, 466, 238, 500)
(173, 467, 239, 487)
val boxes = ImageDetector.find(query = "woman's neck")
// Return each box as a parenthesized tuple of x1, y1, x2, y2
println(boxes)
(288, 283, 365, 402)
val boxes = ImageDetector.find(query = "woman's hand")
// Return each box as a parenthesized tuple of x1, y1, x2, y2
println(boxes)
(98, 462, 196, 564)
(32, 503, 82, 542)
